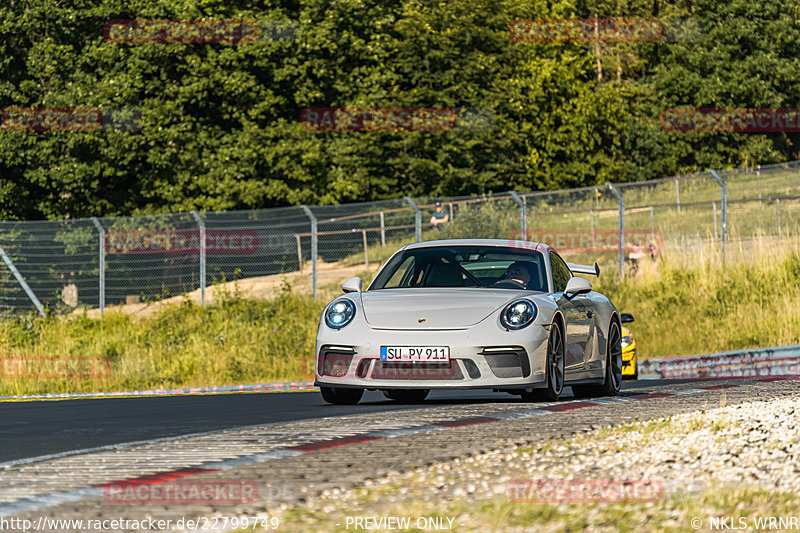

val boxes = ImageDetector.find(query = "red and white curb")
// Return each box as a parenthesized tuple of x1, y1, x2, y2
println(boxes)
(1, 378, 794, 518)
(0, 381, 317, 401)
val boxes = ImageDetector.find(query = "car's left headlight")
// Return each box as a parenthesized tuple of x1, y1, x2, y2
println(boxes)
(325, 299, 356, 329)
(500, 299, 537, 330)
(621, 334, 633, 348)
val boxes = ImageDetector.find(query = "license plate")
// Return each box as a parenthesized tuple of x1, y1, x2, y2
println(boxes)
(380, 346, 450, 362)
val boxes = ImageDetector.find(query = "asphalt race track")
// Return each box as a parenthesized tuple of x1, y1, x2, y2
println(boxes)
(0, 379, 704, 463)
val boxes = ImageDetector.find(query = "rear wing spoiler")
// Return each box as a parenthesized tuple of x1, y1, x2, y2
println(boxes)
(567, 262, 600, 277)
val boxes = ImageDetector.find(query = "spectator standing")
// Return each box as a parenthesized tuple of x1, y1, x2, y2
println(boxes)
(430, 201, 450, 226)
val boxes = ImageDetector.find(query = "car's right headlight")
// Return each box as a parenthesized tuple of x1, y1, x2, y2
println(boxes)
(325, 299, 356, 329)
(621, 334, 633, 348)
(500, 299, 537, 330)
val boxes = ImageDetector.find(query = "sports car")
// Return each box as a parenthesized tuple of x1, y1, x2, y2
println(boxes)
(314, 239, 624, 404)
(620, 315, 638, 379)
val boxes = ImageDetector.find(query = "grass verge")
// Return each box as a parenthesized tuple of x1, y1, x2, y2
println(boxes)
(0, 281, 326, 396)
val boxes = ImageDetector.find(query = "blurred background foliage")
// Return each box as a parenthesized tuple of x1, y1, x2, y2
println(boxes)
(1, 0, 799, 220)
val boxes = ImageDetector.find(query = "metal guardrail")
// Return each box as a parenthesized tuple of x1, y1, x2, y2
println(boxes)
(639, 344, 800, 380)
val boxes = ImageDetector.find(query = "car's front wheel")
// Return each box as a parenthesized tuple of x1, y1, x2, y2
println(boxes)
(522, 319, 564, 402)
(382, 389, 429, 403)
(320, 386, 364, 405)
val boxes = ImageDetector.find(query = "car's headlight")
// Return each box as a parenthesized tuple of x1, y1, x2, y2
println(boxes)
(325, 299, 356, 329)
(500, 299, 537, 330)
(621, 335, 633, 348)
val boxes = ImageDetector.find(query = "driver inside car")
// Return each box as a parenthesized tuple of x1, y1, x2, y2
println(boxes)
(495, 261, 535, 289)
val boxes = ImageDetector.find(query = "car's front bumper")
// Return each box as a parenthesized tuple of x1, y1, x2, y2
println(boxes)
(622, 344, 637, 377)
(315, 325, 550, 390)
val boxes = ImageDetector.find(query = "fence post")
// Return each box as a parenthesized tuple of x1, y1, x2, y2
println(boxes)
(607, 183, 624, 280)
(90, 217, 105, 317)
(189, 211, 206, 307)
(509, 191, 527, 240)
(650, 206, 655, 244)
(301, 205, 317, 297)
(777, 198, 782, 239)
(675, 178, 680, 213)
(362, 230, 369, 268)
(523, 196, 527, 234)
(404, 196, 422, 242)
(295, 234, 303, 272)
(713, 201, 718, 240)
(758, 165, 762, 207)
(709, 170, 727, 264)
(379, 211, 385, 246)
(0, 246, 45, 317)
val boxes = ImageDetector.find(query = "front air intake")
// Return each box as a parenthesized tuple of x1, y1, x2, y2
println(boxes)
(482, 347, 530, 378)
(319, 345, 356, 377)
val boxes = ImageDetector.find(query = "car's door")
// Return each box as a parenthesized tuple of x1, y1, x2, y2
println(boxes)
(567, 292, 595, 367)
(549, 252, 591, 370)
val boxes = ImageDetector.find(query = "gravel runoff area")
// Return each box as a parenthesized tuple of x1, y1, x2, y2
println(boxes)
(280, 386, 800, 532)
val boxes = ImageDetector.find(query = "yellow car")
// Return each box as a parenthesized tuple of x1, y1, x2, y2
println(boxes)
(620, 313, 637, 380)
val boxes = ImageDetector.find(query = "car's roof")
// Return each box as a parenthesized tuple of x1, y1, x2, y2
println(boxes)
(403, 238, 549, 253)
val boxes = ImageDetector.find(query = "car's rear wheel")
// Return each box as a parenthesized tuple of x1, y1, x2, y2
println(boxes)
(521, 320, 564, 402)
(383, 389, 429, 403)
(573, 320, 623, 398)
(320, 386, 364, 405)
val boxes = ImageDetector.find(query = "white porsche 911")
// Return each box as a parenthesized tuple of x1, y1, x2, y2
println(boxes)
(314, 239, 623, 404)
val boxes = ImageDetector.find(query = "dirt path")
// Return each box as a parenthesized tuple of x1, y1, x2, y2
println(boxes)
(75, 261, 381, 319)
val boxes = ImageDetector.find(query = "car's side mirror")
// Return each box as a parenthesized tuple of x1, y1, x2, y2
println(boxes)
(563, 277, 592, 300)
(342, 277, 362, 293)
(620, 312, 635, 324)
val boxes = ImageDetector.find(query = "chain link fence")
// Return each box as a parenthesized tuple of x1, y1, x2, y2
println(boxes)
(2, 161, 800, 316)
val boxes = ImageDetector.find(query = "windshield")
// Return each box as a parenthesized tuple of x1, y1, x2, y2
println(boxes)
(370, 245, 547, 291)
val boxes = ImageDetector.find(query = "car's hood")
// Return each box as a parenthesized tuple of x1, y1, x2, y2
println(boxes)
(360, 288, 529, 329)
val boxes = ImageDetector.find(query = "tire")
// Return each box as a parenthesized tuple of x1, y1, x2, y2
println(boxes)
(320, 386, 364, 405)
(521, 319, 565, 402)
(382, 389, 429, 403)
(573, 320, 623, 398)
